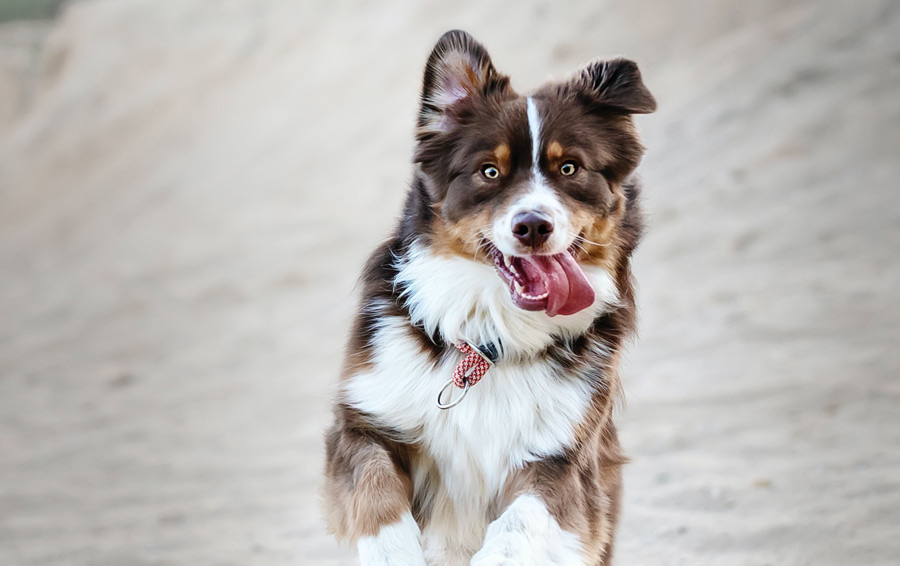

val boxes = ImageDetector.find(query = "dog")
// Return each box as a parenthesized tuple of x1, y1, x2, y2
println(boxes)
(323, 30, 656, 565)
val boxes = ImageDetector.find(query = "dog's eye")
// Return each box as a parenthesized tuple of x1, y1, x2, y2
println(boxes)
(560, 161, 578, 176)
(481, 164, 500, 180)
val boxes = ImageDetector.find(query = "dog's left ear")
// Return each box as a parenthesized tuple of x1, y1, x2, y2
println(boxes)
(574, 58, 657, 114)
(417, 30, 510, 136)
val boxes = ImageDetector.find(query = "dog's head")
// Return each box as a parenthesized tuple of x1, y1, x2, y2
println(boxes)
(411, 30, 655, 318)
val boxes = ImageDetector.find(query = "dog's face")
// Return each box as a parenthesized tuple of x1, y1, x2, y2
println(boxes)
(413, 31, 655, 317)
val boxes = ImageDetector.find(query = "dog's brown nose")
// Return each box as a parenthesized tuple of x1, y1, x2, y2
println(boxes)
(512, 211, 553, 248)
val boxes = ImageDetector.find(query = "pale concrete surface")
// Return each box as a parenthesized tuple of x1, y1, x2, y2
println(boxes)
(0, 1, 898, 564)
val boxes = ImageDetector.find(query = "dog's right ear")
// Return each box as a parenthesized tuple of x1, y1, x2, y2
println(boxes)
(574, 58, 657, 115)
(417, 30, 510, 137)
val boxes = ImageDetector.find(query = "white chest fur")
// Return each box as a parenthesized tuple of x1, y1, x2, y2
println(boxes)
(342, 243, 618, 563)
(342, 314, 593, 562)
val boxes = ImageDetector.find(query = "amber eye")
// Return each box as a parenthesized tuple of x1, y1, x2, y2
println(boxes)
(560, 161, 578, 176)
(481, 164, 500, 179)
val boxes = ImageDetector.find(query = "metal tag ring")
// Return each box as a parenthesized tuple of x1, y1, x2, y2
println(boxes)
(436, 379, 470, 410)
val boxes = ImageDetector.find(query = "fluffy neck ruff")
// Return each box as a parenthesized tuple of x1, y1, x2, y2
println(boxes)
(394, 239, 620, 360)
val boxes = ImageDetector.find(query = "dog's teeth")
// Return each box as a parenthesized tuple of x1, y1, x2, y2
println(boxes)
(505, 255, 523, 280)
(516, 284, 549, 301)
(521, 291, 548, 300)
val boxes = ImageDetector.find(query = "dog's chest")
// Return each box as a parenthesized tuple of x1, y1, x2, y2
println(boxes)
(343, 316, 592, 557)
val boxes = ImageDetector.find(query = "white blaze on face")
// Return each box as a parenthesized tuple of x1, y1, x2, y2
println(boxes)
(527, 96, 544, 181)
(492, 97, 573, 257)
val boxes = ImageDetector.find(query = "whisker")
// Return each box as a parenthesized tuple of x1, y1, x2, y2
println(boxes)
(576, 235, 610, 248)
(477, 239, 493, 262)
(465, 233, 489, 261)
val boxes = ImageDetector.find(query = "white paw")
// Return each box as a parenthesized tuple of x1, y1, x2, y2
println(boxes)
(470, 550, 524, 566)
(471, 495, 585, 566)
(471, 540, 581, 566)
(471, 540, 541, 566)
(357, 512, 427, 566)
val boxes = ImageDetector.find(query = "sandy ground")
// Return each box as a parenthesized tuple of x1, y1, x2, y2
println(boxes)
(0, 1, 898, 565)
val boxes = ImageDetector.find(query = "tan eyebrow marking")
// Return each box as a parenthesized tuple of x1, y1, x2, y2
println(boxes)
(547, 141, 565, 161)
(493, 143, 511, 175)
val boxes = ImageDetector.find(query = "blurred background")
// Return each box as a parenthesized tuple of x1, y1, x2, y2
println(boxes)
(1, 1, 898, 565)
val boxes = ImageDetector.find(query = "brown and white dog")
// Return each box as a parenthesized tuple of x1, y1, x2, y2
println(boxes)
(323, 30, 656, 566)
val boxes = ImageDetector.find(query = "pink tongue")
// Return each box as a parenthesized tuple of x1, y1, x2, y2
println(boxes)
(518, 253, 595, 316)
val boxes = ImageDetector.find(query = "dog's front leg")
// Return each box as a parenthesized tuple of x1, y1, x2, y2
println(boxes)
(357, 510, 426, 566)
(323, 422, 426, 566)
(470, 494, 586, 566)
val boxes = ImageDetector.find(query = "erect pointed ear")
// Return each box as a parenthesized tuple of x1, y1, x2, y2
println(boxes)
(417, 30, 510, 135)
(575, 58, 657, 114)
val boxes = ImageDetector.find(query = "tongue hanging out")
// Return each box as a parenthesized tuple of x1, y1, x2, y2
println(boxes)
(492, 248, 595, 317)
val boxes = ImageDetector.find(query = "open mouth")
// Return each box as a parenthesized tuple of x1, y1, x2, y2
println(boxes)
(487, 242, 595, 317)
